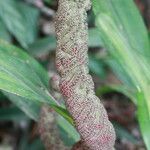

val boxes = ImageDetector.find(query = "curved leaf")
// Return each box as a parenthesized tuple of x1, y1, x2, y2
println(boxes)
(0, 40, 73, 124)
(92, 0, 150, 148)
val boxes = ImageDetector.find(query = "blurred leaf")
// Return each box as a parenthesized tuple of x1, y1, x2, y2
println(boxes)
(0, 105, 27, 121)
(3, 91, 40, 121)
(107, 58, 136, 89)
(19, 131, 44, 150)
(0, 145, 12, 150)
(0, 40, 74, 141)
(57, 115, 80, 146)
(44, 0, 53, 5)
(88, 28, 104, 47)
(28, 139, 45, 150)
(0, 91, 7, 100)
(149, 31, 150, 41)
(137, 91, 150, 149)
(93, 0, 150, 56)
(0, 0, 39, 48)
(96, 84, 137, 104)
(92, 0, 150, 148)
(89, 55, 106, 78)
(18, 131, 30, 150)
(0, 20, 11, 42)
(18, 3, 40, 46)
(28, 35, 56, 56)
(113, 122, 138, 144)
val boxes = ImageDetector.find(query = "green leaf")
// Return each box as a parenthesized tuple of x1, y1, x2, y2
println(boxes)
(0, 40, 72, 124)
(18, 2, 40, 46)
(0, 52, 50, 103)
(92, 0, 150, 148)
(0, 0, 39, 48)
(89, 55, 106, 78)
(137, 92, 150, 148)
(106, 58, 136, 89)
(92, 0, 150, 56)
(3, 91, 40, 121)
(57, 115, 80, 146)
(0, 40, 49, 88)
(0, 91, 7, 100)
(96, 84, 137, 104)
(0, 20, 11, 42)
(28, 139, 45, 150)
(113, 122, 138, 144)
(28, 35, 56, 56)
(44, 0, 53, 5)
(88, 28, 104, 47)
(0, 105, 27, 121)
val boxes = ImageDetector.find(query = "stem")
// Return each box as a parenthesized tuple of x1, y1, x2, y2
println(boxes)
(55, 0, 116, 149)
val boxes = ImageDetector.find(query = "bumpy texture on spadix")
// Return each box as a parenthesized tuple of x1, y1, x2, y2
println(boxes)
(55, 0, 116, 149)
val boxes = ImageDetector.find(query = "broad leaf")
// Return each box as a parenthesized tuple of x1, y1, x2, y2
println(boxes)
(57, 115, 80, 146)
(0, 40, 77, 146)
(0, 40, 72, 123)
(96, 84, 137, 104)
(0, 20, 11, 42)
(113, 122, 138, 144)
(0, 0, 39, 48)
(28, 35, 56, 56)
(3, 91, 40, 121)
(0, 105, 27, 121)
(92, 0, 150, 148)
(89, 55, 106, 78)
(88, 28, 103, 47)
